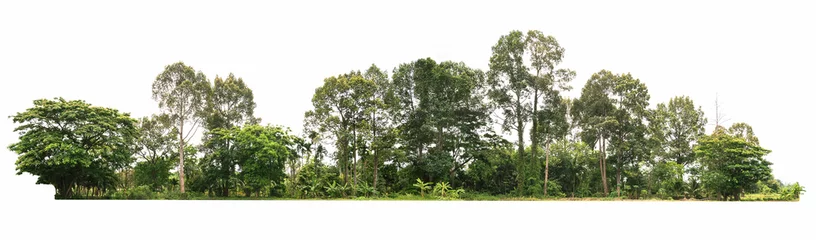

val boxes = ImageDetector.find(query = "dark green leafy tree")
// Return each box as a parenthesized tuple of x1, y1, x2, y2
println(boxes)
(607, 73, 651, 197)
(653, 96, 707, 166)
(8, 98, 138, 198)
(203, 125, 292, 197)
(198, 72, 258, 196)
(388, 58, 492, 188)
(695, 124, 772, 201)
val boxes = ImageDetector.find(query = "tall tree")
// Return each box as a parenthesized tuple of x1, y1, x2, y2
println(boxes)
(389, 58, 491, 186)
(525, 30, 575, 195)
(363, 64, 393, 191)
(152, 61, 210, 193)
(487, 30, 532, 194)
(607, 73, 651, 197)
(537, 95, 571, 195)
(305, 71, 375, 191)
(389, 61, 433, 184)
(8, 98, 138, 198)
(198, 72, 258, 196)
(572, 70, 617, 195)
(653, 96, 707, 166)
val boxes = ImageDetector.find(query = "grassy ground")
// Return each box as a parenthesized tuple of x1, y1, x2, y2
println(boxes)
(77, 192, 799, 201)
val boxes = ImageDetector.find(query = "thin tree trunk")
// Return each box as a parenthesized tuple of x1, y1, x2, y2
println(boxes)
(616, 157, 621, 197)
(532, 89, 539, 195)
(179, 115, 185, 193)
(601, 137, 609, 197)
(647, 169, 652, 197)
(353, 127, 358, 195)
(517, 98, 525, 196)
(372, 112, 379, 191)
(544, 142, 550, 196)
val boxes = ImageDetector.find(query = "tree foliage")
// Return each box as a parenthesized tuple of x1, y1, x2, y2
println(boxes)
(8, 31, 801, 201)
(8, 98, 138, 198)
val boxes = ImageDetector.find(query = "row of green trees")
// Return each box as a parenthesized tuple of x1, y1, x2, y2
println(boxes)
(8, 30, 802, 200)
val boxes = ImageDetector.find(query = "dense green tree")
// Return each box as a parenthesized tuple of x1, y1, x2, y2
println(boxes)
(653, 96, 707, 166)
(548, 140, 597, 197)
(8, 98, 138, 198)
(305, 71, 375, 190)
(197, 72, 259, 196)
(388, 61, 433, 185)
(152, 61, 210, 193)
(202, 125, 293, 197)
(695, 124, 772, 201)
(387, 58, 492, 188)
(133, 159, 174, 191)
(203, 73, 258, 130)
(607, 73, 651, 197)
(572, 70, 651, 197)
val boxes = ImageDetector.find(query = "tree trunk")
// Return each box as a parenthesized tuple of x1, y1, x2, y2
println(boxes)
(57, 181, 73, 199)
(437, 125, 443, 150)
(601, 138, 609, 197)
(449, 168, 456, 187)
(372, 113, 379, 192)
(179, 117, 186, 193)
(352, 127, 358, 195)
(516, 99, 525, 196)
(600, 137, 608, 196)
(647, 170, 653, 197)
(532, 90, 539, 195)
(616, 158, 621, 197)
(544, 142, 550, 196)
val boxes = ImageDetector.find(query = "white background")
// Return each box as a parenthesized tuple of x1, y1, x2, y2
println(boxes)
(1, 0, 814, 239)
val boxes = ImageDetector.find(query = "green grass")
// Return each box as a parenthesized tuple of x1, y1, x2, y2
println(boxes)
(741, 193, 796, 202)
(73, 190, 800, 201)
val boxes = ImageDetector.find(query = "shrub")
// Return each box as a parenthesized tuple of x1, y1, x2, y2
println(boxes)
(546, 181, 566, 198)
(110, 185, 155, 200)
(780, 182, 805, 200)
(433, 182, 452, 197)
(412, 178, 432, 197)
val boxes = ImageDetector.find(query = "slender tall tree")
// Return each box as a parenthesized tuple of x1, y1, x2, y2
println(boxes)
(487, 30, 532, 194)
(152, 61, 210, 193)
(525, 30, 575, 195)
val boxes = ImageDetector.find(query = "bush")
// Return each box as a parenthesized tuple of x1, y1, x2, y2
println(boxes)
(546, 181, 566, 198)
(780, 182, 805, 200)
(110, 185, 155, 200)
(743, 193, 788, 201)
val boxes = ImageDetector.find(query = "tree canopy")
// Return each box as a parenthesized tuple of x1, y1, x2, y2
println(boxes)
(7, 30, 802, 201)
